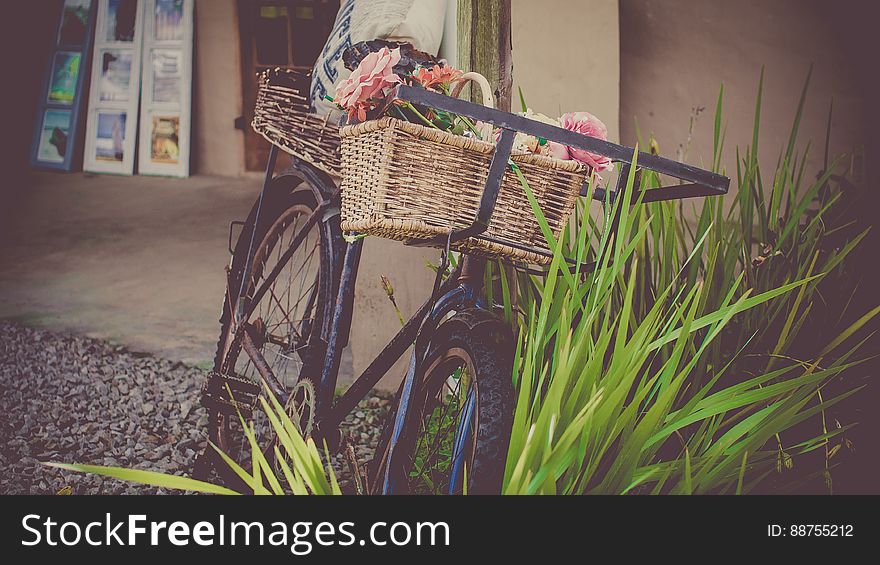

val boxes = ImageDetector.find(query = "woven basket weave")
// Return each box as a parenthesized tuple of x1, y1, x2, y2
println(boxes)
(251, 67, 341, 176)
(339, 116, 587, 265)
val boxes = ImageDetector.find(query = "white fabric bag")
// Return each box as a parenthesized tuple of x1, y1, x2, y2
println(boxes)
(310, 0, 447, 119)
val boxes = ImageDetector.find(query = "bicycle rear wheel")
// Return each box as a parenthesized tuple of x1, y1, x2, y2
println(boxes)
(372, 309, 515, 495)
(198, 178, 341, 480)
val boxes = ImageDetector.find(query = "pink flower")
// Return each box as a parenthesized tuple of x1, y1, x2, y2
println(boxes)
(412, 64, 463, 91)
(335, 47, 402, 122)
(560, 112, 613, 171)
(545, 140, 570, 160)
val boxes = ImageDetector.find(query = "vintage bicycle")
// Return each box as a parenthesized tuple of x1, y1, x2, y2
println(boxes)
(193, 71, 729, 495)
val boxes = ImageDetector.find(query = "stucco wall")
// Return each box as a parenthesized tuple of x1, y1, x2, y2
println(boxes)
(512, 0, 621, 143)
(193, 0, 246, 177)
(620, 0, 867, 185)
(347, 240, 439, 389)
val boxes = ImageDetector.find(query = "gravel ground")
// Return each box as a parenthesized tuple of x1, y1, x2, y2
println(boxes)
(0, 321, 387, 495)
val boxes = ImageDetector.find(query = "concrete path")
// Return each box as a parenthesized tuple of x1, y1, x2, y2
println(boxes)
(0, 171, 437, 388)
(0, 172, 257, 367)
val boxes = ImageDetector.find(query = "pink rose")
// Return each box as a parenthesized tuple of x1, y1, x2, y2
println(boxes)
(335, 47, 402, 122)
(545, 140, 570, 160)
(560, 112, 613, 171)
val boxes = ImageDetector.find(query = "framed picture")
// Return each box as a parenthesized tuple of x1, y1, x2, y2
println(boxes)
(36, 109, 73, 163)
(105, 0, 138, 42)
(150, 48, 181, 104)
(94, 111, 127, 162)
(84, 0, 143, 174)
(58, 0, 92, 45)
(98, 49, 133, 101)
(153, 0, 184, 41)
(31, 0, 96, 171)
(47, 51, 81, 105)
(138, 0, 191, 177)
(149, 114, 180, 164)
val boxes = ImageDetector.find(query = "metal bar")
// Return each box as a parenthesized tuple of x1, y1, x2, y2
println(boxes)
(317, 238, 364, 414)
(228, 220, 245, 255)
(392, 84, 729, 194)
(590, 187, 612, 202)
(607, 163, 631, 238)
(237, 144, 279, 321)
(592, 183, 721, 205)
(240, 325, 287, 404)
(474, 128, 516, 228)
(638, 183, 723, 203)
(298, 277, 319, 344)
(519, 258, 599, 276)
(459, 255, 487, 286)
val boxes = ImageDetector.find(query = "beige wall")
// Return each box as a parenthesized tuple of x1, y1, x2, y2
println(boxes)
(193, 0, 246, 176)
(347, 240, 439, 389)
(620, 0, 866, 184)
(191, 0, 869, 186)
(512, 0, 621, 143)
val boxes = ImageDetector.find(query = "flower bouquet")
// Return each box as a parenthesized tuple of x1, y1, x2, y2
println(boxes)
(332, 42, 614, 265)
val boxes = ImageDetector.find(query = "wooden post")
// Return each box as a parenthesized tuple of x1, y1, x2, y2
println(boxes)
(457, 0, 513, 112)
(457, 0, 518, 322)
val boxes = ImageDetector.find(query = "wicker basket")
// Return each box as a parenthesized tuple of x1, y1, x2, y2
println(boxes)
(339, 74, 587, 265)
(251, 67, 341, 176)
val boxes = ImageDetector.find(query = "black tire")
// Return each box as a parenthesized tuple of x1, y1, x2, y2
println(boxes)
(196, 173, 341, 481)
(371, 309, 514, 495)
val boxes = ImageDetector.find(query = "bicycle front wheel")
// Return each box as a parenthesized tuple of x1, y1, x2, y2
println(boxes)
(373, 309, 515, 495)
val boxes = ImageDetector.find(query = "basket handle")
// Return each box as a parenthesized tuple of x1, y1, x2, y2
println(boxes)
(451, 72, 495, 141)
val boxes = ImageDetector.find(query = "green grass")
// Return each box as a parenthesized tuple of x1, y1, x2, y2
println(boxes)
(500, 68, 875, 494)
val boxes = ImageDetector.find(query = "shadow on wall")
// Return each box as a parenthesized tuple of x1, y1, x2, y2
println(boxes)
(620, 0, 880, 495)
(2, 1, 58, 235)
(619, 0, 877, 189)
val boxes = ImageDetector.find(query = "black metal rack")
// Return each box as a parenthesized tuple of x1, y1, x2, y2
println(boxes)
(388, 84, 730, 261)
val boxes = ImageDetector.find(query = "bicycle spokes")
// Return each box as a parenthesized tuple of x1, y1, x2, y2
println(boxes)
(409, 365, 476, 494)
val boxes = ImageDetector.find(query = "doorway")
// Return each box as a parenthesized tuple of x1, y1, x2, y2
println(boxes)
(237, 0, 339, 171)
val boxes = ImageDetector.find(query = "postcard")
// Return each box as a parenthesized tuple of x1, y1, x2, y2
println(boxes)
(95, 111, 126, 162)
(48, 51, 81, 105)
(151, 49, 182, 104)
(98, 49, 133, 102)
(37, 109, 72, 163)
(150, 114, 180, 164)
(106, 0, 137, 42)
(154, 0, 184, 41)
(58, 0, 92, 45)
